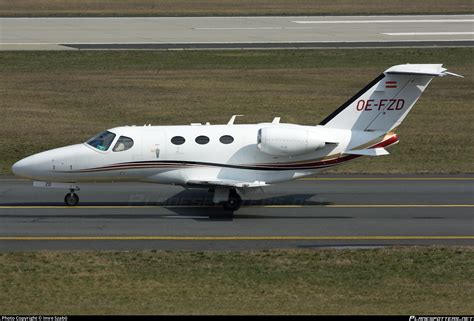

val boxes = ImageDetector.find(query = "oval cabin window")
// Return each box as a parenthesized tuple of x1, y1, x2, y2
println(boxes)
(195, 136, 210, 145)
(171, 136, 185, 145)
(219, 135, 234, 144)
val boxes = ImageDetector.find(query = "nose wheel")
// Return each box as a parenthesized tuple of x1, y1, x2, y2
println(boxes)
(64, 190, 79, 206)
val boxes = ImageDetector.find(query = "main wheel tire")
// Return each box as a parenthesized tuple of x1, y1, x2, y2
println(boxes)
(223, 192, 242, 211)
(64, 193, 79, 206)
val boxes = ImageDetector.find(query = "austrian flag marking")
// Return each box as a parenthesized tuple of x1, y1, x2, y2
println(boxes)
(385, 81, 397, 88)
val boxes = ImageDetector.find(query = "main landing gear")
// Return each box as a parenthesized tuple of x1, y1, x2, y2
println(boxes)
(213, 187, 242, 212)
(223, 189, 242, 211)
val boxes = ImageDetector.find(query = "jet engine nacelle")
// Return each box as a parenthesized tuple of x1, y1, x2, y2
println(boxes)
(257, 127, 326, 156)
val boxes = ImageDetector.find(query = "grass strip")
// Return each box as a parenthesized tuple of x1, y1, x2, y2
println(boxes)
(1, 48, 472, 173)
(0, 247, 473, 314)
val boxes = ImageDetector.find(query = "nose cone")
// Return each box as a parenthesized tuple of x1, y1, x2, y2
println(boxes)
(12, 144, 94, 180)
(11, 149, 56, 179)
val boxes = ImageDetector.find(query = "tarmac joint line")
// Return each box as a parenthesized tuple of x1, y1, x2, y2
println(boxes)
(0, 236, 473, 241)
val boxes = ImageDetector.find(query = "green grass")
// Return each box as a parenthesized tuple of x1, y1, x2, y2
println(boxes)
(0, 48, 473, 174)
(0, 247, 473, 314)
(1, 0, 472, 17)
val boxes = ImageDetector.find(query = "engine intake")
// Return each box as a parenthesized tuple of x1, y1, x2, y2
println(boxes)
(257, 127, 326, 156)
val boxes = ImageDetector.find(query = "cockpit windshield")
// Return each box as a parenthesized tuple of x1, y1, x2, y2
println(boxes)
(86, 131, 116, 151)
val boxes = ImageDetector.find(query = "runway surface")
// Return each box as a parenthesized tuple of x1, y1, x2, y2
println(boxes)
(1, 15, 473, 50)
(0, 175, 473, 251)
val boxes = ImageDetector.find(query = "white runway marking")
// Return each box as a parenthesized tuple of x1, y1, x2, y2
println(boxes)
(383, 32, 474, 36)
(195, 27, 284, 30)
(293, 19, 474, 24)
(193, 27, 315, 30)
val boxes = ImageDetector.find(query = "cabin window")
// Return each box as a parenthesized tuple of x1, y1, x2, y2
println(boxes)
(171, 136, 185, 145)
(195, 135, 210, 145)
(113, 136, 134, 152)
(219, 135, 234, 144)
(86, 131, 116, 151)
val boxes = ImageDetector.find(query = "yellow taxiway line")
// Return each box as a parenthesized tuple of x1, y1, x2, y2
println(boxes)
(0, 204, 472, 209)
(0, 236, 473, 241)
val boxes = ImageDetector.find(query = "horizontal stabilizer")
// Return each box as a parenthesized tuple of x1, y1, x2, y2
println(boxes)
(186, 179, 267, 188)
(385, 64, 463, 77)
(344, 148, 389, 156)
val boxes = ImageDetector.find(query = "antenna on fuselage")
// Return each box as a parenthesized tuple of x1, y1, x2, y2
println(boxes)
(227, 115, 244, 125)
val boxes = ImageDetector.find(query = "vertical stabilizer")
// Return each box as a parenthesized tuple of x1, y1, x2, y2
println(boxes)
(319, 64, 459, 132)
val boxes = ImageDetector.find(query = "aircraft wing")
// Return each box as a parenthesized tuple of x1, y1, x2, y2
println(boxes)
(186, 179, 268, 188)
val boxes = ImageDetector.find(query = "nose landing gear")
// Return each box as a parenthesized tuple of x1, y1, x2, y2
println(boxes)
(32, 181, 81, 206)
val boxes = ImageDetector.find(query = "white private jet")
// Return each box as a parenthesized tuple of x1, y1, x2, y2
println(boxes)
(12, 64, 461, 211)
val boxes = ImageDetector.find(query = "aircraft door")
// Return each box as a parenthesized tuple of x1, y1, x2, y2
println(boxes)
(118, 132, 144, 179)
(131, 132, 144, 162)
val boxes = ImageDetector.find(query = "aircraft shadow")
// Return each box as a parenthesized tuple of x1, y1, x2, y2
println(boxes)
(0, 190, 338, 221)
(0, 189, 332, 207)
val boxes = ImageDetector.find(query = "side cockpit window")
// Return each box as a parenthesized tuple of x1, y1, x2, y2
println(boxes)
(113, 136, 134, 152)
(86, 131, 116, 151)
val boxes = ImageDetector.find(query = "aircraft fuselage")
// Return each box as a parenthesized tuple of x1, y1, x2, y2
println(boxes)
(12, 123, 391, 186)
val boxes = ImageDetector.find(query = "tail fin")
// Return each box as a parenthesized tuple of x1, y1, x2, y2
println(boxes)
(319, 64, 461, 132)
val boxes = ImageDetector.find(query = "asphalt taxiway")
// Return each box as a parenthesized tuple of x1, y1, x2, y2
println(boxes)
(0, 175, 472, 250)
(1, 15, 473, 50)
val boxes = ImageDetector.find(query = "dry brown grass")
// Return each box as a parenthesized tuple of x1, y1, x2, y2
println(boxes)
(0, 0, 472, 16)
(0, 247, 473, 314)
